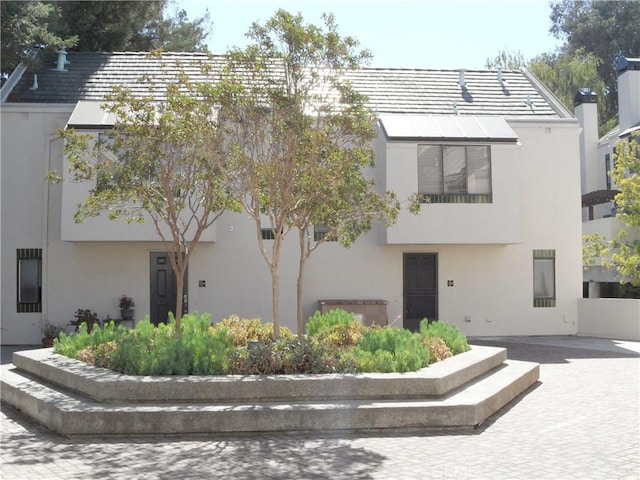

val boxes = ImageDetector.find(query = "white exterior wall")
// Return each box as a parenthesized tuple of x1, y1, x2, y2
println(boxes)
(1, 105, 73, 343)
(2, 104, 583, 344)
(618, 66, 640, 133)
(59, 130, 216, 242)
(575, 100, 600, 218)
(383, 142, 523, 244)
(578, 298, 640, 341)
(581, 64, 640, 285)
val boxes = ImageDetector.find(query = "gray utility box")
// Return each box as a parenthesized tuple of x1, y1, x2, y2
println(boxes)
(318, 299, 388, 327)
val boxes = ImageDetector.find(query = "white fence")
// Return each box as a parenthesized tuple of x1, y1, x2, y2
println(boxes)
(578, 298, 640, 341)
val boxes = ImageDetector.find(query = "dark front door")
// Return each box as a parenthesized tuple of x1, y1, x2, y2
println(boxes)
(403, 253, 438, 331)
(150, 252, 187, 325)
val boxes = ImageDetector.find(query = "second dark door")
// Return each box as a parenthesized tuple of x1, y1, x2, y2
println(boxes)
(403, 253, 438, 331)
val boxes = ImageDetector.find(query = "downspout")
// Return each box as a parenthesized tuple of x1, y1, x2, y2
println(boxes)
(42, 132, 59, 325)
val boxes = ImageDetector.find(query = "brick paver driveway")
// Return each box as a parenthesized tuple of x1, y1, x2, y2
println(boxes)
(1, 336, 639, 480)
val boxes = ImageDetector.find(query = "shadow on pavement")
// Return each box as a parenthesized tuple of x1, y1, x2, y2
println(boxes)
(1, 345, 41, 365)
(469, 337, 640, 364)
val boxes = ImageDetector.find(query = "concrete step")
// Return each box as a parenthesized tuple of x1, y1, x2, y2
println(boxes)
(10, 346, 508, 402)
(0, 358, 539, 437)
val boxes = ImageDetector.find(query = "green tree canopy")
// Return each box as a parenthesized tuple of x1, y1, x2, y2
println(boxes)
(584, 134, 640, 287)
(0, 1, 76, 78)
(219, 10, 399, 335)
(1, 0, 210, 79)
(550, 0, 640, 128)
(55, 59, 240, 326)
(528, 49, 610, 132)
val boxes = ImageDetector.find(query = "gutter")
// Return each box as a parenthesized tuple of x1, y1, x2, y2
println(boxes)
(1, 62, 27, 103)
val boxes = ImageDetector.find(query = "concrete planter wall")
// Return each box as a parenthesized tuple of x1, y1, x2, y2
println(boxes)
(1, 345, 539, 437)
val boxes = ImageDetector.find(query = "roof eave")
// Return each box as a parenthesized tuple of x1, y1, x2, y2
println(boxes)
(521, 67, 574, 119)
(1, 62, 28, 103)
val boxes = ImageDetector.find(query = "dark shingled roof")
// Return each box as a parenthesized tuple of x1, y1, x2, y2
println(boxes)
(5, 51, 570, 118)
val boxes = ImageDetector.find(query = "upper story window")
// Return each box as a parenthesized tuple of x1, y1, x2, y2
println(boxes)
(418, 145, 492, 203)
(605, 153, 611, 190)
(313, 224, 337, 242)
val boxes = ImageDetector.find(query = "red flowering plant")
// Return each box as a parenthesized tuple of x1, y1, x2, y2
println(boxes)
(119, 294, 135, 310)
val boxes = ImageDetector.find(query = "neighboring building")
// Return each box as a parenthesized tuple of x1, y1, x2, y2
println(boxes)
(1, 51, 582, 344)
(578, 57, 640, 298)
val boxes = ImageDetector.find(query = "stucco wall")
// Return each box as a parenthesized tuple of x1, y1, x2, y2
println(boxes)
(578, 298, 640, 341)
(1, 105, 73, 343)
(2, 105, 583, 344)
(384, 141, 524, 244)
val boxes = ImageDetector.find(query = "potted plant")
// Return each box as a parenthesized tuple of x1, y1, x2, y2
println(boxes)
(119, 294, 135, 321)
(68, 309, 101, 333)
(41, 321, 63, 347)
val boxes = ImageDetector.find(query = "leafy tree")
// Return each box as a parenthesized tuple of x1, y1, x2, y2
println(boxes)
(0, 1, 76, 79)
(53, 1, 165, 52)
(485, 50, 528, 70)
(1, 1, 210, 79)
(140, 5, 211, 52)
(54, 59, 240, 327)
(550, 0, 640, 127)
(528, 49, 610, 132)
(486, 47, 610, 134)
(583, 134, 640, 286)
(55, 1, 210, 53)
(219, 10, 399, 336)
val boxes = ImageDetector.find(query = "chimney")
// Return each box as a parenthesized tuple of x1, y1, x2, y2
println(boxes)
(616, 57, 640, 133)
(574, 88, 599, 195)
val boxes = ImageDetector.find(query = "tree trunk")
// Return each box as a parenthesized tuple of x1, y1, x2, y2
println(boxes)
(296, 229, 307, 336)
(175, 267, 184, 330)
(271, 265, 280, 338)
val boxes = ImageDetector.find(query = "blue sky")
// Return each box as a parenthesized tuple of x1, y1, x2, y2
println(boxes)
(179, 0, 563, 70)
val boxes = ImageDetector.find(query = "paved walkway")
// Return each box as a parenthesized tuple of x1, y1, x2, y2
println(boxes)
(1, 336, 639, 479)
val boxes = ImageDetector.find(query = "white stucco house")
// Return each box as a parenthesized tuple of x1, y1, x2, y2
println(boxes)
(578, 57, 640, 292)
(576, 56, 640, 340)
(1, 51, 583, 344)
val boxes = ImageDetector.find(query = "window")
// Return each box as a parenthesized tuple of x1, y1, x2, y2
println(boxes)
(605, 153, 611, 190)
(313, 224, 337, 241)
(533, 249, 555, 307)
(17, 249, 42, 313)
(418, 145, 492, 203)
(261, 228, 276, 240)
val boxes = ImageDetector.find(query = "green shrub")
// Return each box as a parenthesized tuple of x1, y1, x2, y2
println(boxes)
(213, 315, 293, 346)
(229, 336, 355, 375)
(419, 320, 470, 355)
(353, 327, 429, 373)
(306, 309, 356, 337)
(322, 322, 365, 349)
(351, 349, 395, 373)
(56, 311, 468, 376)
(108, 313, 235, 375)
(306, 309, 365, 352)
(54, 320, 130, 358)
